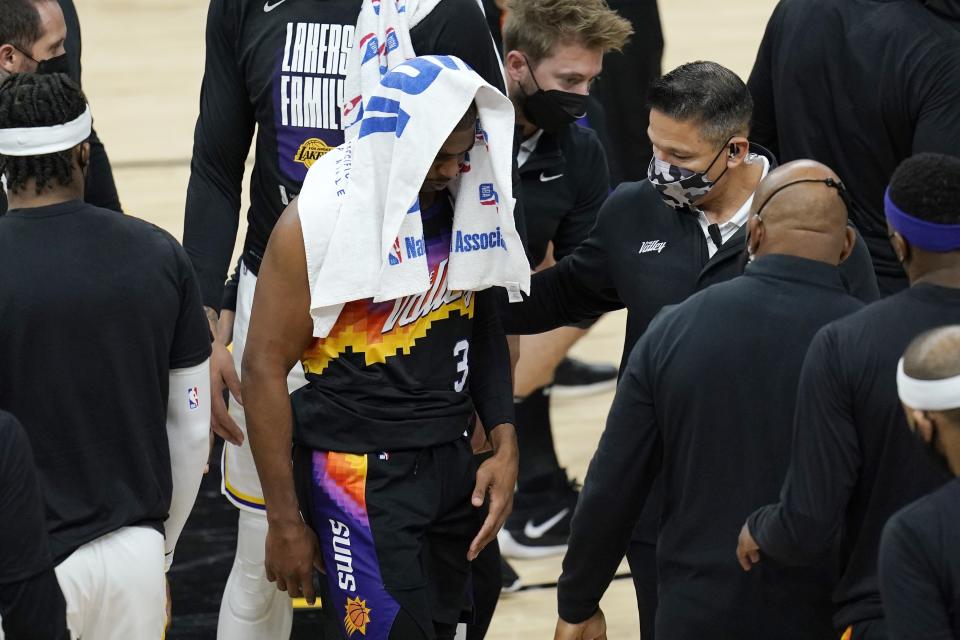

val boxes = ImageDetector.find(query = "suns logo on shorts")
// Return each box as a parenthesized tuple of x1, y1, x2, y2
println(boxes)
(344, 596, 372, 636)
(294, 138, 332, 169)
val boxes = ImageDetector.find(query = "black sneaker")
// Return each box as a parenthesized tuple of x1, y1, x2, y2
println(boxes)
(552, 357, 617, 397)
(501, 557, 522, 593)
(498, 471, 580, 559)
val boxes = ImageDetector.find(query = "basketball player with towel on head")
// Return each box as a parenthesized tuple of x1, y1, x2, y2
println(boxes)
(243, 57, 526, 640)
(0, 73, 211, 640)
(182, 1, 507, 635)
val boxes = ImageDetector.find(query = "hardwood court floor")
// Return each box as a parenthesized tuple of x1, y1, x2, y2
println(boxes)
(73, 0, 776, 636)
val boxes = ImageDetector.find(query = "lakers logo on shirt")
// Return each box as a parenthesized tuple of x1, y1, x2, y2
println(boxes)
(275, 21, 353, 182)
(344, 596, 372, 636)
(294, 137, 332, 168)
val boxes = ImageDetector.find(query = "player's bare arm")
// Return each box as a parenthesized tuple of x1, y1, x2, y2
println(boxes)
(469, 421, 519, 561)
(205, 304, 244, 446)
(242, 199, 321, 603)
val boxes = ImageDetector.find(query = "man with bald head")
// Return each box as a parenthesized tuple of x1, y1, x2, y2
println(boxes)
(554, 160, 862, 640)
(738, 152, 960, 639)
(880, 326, 960, 639)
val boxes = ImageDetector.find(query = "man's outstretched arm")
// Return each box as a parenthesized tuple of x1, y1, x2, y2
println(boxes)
(242, 200, 321, 604)
(555, 331, 664, 638)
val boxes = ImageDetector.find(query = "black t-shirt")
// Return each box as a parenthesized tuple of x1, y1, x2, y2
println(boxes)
(0, 200, 211, 562)
(0, 411, 54, 584)
(292, 195, 514, 453)
(183, 0, 507, 311)
(880, 478, 960, 640)
(748, 0, 960, 288)
(0, 411, 68, 639)
(747, 283, 960, 630)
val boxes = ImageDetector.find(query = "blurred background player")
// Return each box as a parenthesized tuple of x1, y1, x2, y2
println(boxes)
(484, 0, 663, 186)
(747, 0, 960, 295)
(590, 0, 662, 185)
(501, 59, 879, 640)
(0, 411, 68, 640)
(738, 152, 960, 639)
(0, 0, 121, 214)
(495, 0, 632, 566)
(880, 325, 960, 639)
(181, 0, 507, 636)
(0, 73, 210, 639)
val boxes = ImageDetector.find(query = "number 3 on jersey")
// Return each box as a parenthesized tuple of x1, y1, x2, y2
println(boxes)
(453, 340, 469, 392)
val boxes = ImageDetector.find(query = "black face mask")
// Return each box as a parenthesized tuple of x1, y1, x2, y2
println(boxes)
(36, 53, 69, 75)
(13, 46, 69, 75)
(519, 55, 587, 132)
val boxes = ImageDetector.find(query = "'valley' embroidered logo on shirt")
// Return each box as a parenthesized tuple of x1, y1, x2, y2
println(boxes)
(639, 240, 667, 254)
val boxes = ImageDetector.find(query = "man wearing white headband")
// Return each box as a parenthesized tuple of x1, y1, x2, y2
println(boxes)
(880, 325, 960, 639)
(0, 0, 121, 215)
(737, 152, 960, 639)
(0, 73, 211, 639)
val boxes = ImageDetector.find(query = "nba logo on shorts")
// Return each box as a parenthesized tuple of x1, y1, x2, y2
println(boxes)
(479, 183, 499, 206)
(187, 386, 200, 411)
(388, 237, 403, 266)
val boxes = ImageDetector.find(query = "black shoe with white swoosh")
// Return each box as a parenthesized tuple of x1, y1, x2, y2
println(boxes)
(498, 471, 580, 559)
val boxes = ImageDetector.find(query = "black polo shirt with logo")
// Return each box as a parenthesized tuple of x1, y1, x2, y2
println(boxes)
(519, 122, 609, 267)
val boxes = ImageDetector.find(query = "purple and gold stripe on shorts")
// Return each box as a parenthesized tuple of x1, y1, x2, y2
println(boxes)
(310, 451, 400, 639)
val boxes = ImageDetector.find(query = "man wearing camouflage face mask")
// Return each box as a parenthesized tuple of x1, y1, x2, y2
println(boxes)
(499, 60, 879, 638)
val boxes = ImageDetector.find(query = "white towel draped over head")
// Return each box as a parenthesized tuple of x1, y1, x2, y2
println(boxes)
(341, 0, 442, 138)
(297, 55, 529, 338)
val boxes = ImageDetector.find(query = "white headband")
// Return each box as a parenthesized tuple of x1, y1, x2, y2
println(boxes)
(897, 358, 960, 411)
(0, 105, 92, 156)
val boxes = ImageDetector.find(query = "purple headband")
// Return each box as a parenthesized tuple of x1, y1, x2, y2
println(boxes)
(885, 187, 960, 252)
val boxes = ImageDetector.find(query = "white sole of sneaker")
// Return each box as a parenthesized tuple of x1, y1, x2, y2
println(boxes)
(502, 575, 523, 594)
(497, 529, 569, 559)
(550, 378, 617, 398)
